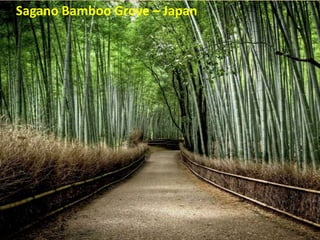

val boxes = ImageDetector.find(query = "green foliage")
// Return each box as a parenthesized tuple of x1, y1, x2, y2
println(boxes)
(0, 1, 319, 171)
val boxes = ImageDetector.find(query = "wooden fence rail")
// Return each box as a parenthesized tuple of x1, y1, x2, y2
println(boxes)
(180, 150, 320, 228)
(0, 154, 145, 239)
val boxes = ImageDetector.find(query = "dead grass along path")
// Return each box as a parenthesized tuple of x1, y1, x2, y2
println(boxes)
(18, 150, 320, 240)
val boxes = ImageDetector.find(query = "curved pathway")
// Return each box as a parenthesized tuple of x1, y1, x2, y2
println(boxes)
(20, 150, 319, 240)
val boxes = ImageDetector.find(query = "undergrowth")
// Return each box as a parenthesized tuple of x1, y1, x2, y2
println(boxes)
(0, 125, 148, 205)
(180, 145, 320, 190)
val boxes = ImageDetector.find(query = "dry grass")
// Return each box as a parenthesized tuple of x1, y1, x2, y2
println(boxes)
(181, 145, 320, 224)
(128, 129, 144, 147)
(180, 145, 320, 190)
(0, 125, 148, 205)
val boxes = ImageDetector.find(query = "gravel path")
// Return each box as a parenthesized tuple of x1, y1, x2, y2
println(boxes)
(20, 150, 319, 240)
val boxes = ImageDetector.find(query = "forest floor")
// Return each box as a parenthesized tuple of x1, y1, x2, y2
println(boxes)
(16, 149, 320, 240)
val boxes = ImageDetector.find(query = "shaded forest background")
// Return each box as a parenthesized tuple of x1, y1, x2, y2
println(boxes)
(0, 0, 320, 172)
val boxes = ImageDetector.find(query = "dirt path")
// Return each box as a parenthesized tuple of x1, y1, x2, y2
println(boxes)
(20, 150, 319, 240)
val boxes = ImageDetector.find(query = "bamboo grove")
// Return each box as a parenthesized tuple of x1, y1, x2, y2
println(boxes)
(131, 0, 320, 171)
(0, 1, 180, 146)
(0, 1, 320, 171)
(194, 1, 320, 170)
